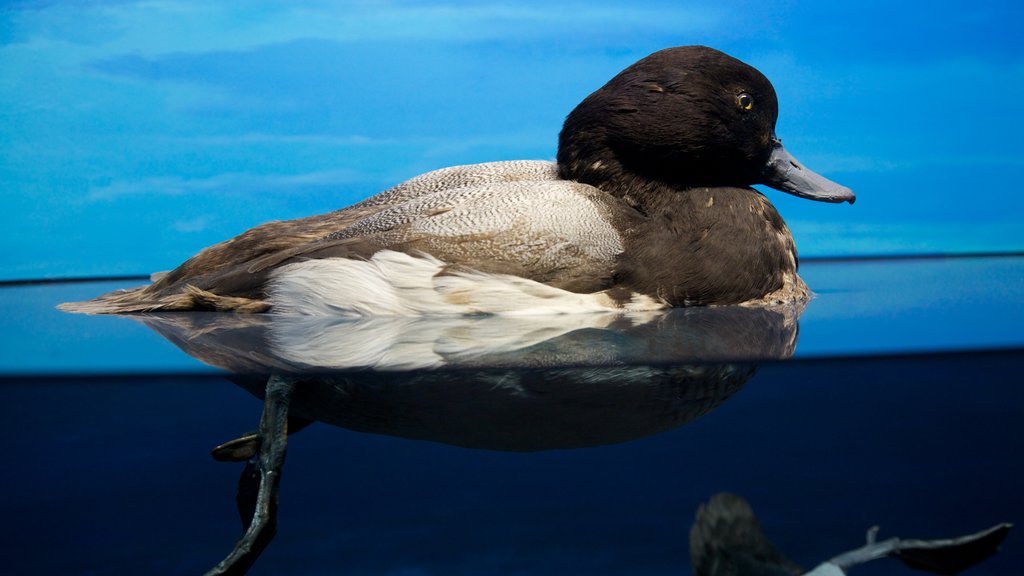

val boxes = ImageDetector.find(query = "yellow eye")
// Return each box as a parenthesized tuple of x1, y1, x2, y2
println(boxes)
(736, 92, 754, 111)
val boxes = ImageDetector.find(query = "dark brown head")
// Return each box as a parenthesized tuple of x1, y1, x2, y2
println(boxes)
(557, 46, 854, 204)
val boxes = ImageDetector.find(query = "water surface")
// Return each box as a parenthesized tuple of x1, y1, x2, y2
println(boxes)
(1, 256, 1021, 575)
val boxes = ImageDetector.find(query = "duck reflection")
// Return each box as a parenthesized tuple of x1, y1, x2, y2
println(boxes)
(138, 306, 799, 451)
(137, 304, 800, 371)
(129, 305, 801, 574)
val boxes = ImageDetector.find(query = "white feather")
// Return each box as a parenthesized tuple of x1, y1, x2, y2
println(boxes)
(268, 250, 665, 317)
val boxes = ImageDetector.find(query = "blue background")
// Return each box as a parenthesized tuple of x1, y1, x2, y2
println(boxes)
(4, 5, 1022, 574)
(2, 0, 1023, 280)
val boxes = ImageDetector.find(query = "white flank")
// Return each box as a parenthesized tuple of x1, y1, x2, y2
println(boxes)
(268, 250, 665, 316)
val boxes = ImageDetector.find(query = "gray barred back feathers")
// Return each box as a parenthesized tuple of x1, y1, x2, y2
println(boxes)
(324, 165, 623, 276)
(347, 160, 560, 210)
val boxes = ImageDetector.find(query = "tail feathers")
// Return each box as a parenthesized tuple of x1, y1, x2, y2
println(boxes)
(57, 284, 270, 314)
(184, 285, 270, 313)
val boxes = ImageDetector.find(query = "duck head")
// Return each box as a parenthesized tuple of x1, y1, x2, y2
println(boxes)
(557, 46, 855, 205)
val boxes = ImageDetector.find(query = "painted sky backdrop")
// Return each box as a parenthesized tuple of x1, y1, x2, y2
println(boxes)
(2, 0, 1022, 280)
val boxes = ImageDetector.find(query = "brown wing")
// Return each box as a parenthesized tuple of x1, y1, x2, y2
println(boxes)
(58, 161, 592, 314)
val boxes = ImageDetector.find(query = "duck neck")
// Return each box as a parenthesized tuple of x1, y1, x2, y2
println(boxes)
(557, 151, 691, 216)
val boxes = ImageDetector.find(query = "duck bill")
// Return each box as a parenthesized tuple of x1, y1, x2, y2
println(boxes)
(760, 139, 855, 204)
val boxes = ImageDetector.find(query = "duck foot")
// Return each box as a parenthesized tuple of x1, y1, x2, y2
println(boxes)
(205, 375, 295, 576)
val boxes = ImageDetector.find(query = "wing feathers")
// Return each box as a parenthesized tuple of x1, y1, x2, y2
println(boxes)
(60, 162, 625, 314)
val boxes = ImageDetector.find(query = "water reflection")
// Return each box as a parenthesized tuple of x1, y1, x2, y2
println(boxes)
(42, 301, 1013, 574)
(136, 305, 801, 373)
(136, 306, 799, 451)
(127, 306, 799, 573)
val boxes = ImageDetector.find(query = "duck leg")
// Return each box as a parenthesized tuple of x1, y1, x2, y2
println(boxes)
(205, 375, 295, 576)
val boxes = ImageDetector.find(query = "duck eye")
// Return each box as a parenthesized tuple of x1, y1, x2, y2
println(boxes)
(736, 92, 754, 112)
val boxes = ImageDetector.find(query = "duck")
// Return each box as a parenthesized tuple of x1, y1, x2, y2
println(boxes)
(60, 46, 854, 317)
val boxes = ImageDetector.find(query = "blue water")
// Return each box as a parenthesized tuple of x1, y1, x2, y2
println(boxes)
(3, 352, 1021, 575)
(5, 4, 1023, 573)
(1, 256, 1022, 575)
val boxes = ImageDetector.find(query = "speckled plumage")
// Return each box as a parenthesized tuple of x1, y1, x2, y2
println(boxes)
(319, 172, 625, 290)
(60, 46, 852, 316)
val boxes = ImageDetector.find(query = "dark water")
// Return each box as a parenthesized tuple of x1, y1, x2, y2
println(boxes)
(1, 256, 1022, 575)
